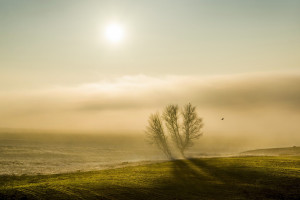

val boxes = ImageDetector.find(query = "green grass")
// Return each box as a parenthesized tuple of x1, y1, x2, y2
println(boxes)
(1, 156, 300, 200)
(241, 146, 300, 156)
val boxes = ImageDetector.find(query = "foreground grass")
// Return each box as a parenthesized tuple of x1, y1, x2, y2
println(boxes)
(0, 156, 299, 200)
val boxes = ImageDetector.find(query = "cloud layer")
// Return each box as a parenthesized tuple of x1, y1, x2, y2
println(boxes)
(0, 72, 299, 144)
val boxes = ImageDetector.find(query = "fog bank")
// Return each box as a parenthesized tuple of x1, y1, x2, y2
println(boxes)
(0, 72, 299, 148)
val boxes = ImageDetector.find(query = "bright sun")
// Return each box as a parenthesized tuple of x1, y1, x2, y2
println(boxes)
(105, 23, 124, 43)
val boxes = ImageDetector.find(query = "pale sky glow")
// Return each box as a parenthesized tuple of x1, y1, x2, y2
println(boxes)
(105, 23, 124, 43)
(1, 0, 299, 90)
(0, 0, 299, 147)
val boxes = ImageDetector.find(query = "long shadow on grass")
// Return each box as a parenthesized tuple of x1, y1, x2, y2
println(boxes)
(1, 158, 300, 200)
(169, 158, 300, 200)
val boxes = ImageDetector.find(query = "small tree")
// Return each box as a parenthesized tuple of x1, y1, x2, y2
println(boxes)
(146, 103, 203, 158)
(181, 103, 204, 154)
(146, 112, 173, 159)
(163, 105, 183, 155)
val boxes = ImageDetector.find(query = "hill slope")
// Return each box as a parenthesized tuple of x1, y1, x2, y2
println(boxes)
(0, 156, 300, 200)
(241, 146, 300, 156)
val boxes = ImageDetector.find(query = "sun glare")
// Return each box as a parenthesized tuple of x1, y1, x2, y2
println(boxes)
(105, 23, 124, 43)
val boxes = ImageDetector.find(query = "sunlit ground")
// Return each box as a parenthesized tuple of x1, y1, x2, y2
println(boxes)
(1, 156, 299, 200)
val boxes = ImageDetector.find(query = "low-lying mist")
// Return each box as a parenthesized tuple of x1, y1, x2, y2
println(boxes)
(0, 127, 298, 175)
(0, 71, 299, 160)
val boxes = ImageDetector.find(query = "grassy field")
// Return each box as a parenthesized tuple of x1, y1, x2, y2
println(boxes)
(0, 156, 299, 200)
(241, 146, 300, 156)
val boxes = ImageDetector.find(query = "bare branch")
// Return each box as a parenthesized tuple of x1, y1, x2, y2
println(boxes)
(181, 103, 204, 151)
(163, 104, 184, 154)
(146, 112, 172, 159)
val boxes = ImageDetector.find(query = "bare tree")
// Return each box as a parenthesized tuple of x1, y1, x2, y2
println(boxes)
(181, 103, 203, 154)
(163, 105, 184, 155)
(146, 103, 203, 158)
(146, 113, 172, 159)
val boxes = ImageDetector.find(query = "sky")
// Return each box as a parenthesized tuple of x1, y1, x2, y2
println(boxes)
(0, 0, 299, 147)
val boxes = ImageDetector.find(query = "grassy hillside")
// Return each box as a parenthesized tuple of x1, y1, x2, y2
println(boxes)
(0, 156, 299, 200)
(241, 146, 300, 156)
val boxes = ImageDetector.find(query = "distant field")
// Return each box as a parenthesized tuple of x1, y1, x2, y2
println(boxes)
(241, 146, 300, 156)
(0, 132, 165, 175)
(0, 156, 299, 200)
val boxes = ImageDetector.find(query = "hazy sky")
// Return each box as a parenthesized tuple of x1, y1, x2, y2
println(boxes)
(0, 0, 299, 146)
(1, 0, 300, 89)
